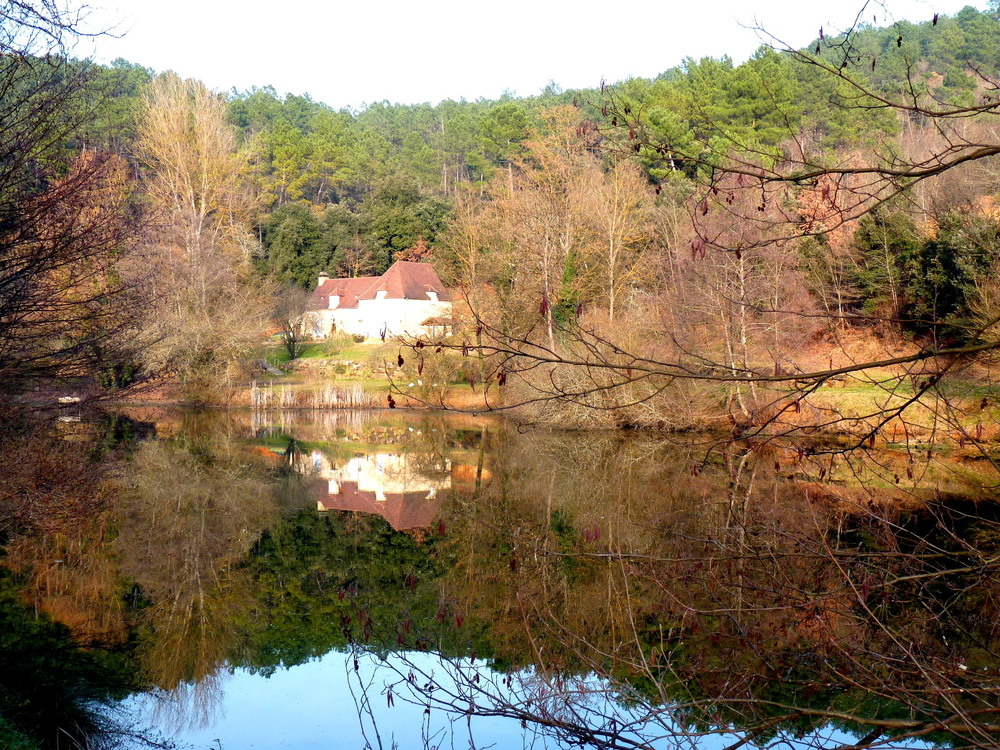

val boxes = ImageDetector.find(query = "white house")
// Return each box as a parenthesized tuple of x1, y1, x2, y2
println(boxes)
(307, 261, 452, 340)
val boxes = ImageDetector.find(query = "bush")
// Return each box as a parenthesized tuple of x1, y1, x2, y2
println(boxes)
(0, 719, 37, 750)
(320, 332, 355, 357)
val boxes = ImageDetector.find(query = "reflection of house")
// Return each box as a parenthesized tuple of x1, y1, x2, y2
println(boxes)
(308, 452, 451, 531)
(307, 261, 451, 340)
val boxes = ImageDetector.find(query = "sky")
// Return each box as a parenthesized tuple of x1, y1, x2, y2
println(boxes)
(80, 0, 986, 111)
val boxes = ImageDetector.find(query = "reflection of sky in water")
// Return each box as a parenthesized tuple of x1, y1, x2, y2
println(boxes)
(125, 652, 535, 749)
(120, 650, 931, 750)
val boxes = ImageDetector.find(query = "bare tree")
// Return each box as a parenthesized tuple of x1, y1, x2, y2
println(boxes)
(401, 9, 1000, 467)
(338, 429, 1000, 750)
(136, 72, 255, 263)
(579, 157, 656, 323)
(272, 283, 313, 360)
(0, 3, 143, 398)
(135, 73, 270, 400)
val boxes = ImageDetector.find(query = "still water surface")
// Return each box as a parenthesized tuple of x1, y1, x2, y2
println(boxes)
(5, 407, 1000, 750)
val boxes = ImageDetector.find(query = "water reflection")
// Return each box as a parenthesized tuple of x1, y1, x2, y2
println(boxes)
(309, 453, 450, 531)
(2, 408, 1000, 749)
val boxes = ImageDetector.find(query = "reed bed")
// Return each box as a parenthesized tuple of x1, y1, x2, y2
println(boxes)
(250, 381, 380, 410)
(250, 406, 371, 434)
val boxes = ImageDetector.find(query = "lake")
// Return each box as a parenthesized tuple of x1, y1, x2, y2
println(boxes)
(2, 407, 1000, 750)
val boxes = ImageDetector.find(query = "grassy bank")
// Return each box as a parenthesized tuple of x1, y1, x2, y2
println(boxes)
(249, 338, 494, 411)
(124, 334, 1000, 461)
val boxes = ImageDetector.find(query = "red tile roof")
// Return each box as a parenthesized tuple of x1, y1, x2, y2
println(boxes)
(313, 276, 376, 310)
(367, 261, 451, 302)
(311, 261, 449, 310)
(314, 479, 444, 530)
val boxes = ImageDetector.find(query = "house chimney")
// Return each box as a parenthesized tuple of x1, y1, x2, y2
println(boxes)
(318, 271, 330, 288)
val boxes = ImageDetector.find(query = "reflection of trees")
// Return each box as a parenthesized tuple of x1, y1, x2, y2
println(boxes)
(11, 408, 1000, 748)
(115, 434, 278, 724)
(0, 410, 154, 749)
(372, 428, 1000, 750)
(3, 529, 126, 647)
(0, 411, 128, 647)
(0, 570, 145, 750)
(189, 415, 494, 671)
(237, 509, 452, 671)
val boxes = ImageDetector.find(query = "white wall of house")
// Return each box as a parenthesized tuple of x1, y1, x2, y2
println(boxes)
(355, 298, 450, 338)
(328, 453, 451, 496)
(307, 298, 451, 341)
(305, 310, 335, 339)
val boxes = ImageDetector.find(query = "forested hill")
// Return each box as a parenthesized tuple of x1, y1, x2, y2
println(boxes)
(77, 5, 1000, 287)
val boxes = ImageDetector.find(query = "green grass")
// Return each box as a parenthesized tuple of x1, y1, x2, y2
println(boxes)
(299, 343, 340, 359)
(333, 341, 398, 361)
(262, 341, 333, 365)
(261, 339, 399, 367)
(317, 378, 392, 394)
(804, 375, 1000, 420)
(261, 342, 294, 366)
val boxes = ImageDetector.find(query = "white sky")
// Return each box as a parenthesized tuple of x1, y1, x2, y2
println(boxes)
(80, 0, 985, 110)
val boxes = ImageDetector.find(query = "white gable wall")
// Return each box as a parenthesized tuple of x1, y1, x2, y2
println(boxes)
(308, 298, 450, 340)
(306, 310, 333, 339)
